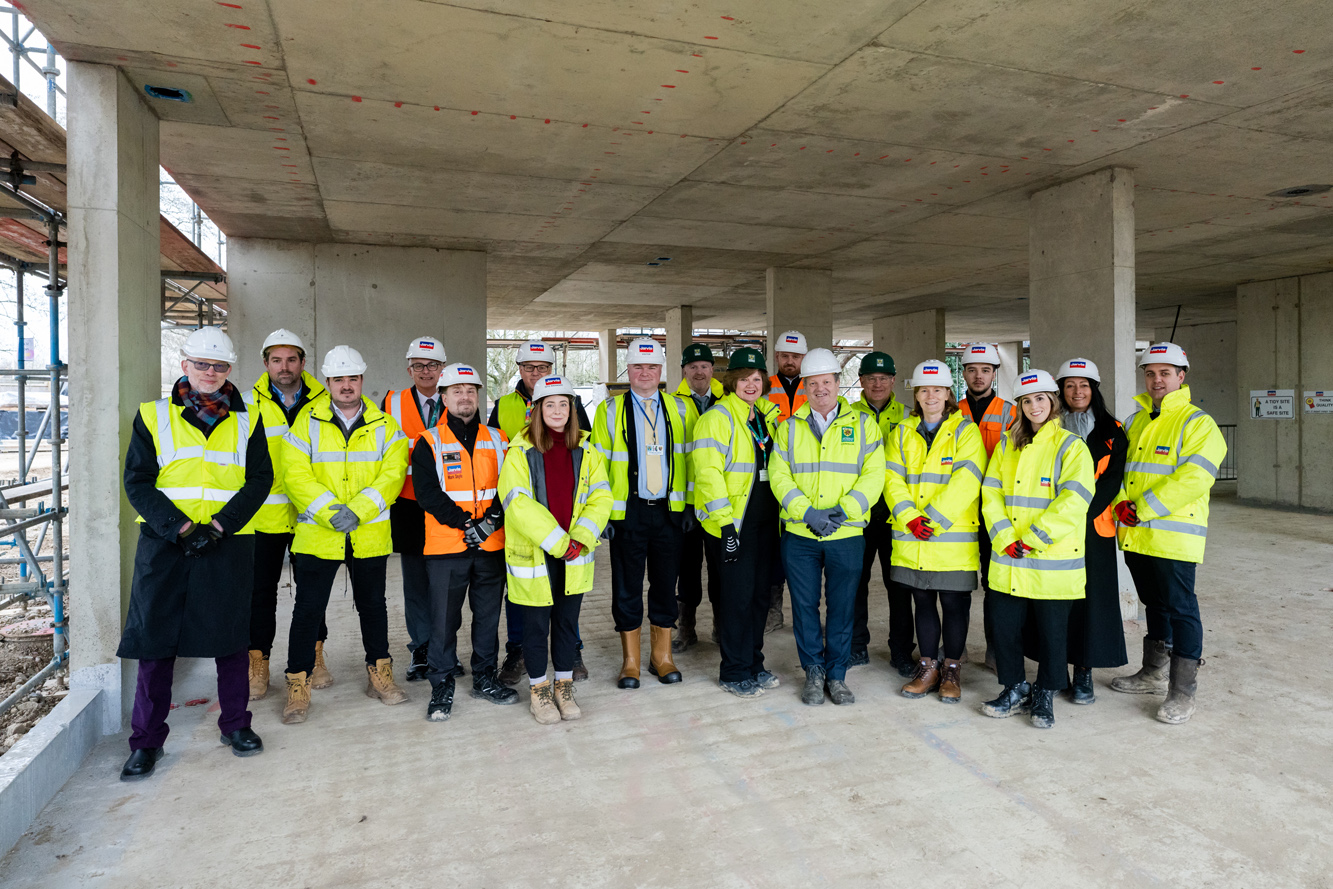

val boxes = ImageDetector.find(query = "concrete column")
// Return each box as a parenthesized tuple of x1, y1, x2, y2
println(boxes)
(766, 268, 831, 369)
(226, 239, 316, 390)
(66, 63, 161, 732)
(664, 306, 693, 390)
(996, 341, 1022, 402)
(599, 328, 618, 383)
(872, 309, 946, 407)
(1236, 277, 1303, 506)
(1028, 167, 1137, 420)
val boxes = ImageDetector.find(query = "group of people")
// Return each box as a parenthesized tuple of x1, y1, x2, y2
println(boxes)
(116, 323, 1226, 781)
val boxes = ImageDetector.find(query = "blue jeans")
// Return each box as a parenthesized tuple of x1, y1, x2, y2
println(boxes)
(1124, 551, 1202, 660)
(782, 533, 864, 681)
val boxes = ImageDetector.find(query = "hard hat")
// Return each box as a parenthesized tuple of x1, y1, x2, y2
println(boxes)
(626, 337, 666, 366)
(727, 348, 766, 373)
(532, 374, 573, 401)
(181, 326, 237, 364)
(1139, 342, 1189, 369)
(1013, 369, 1060, 400)
(962, 343, 1001, 366)
(321, 345, 367, 377)
(907, 359, 954, 389)
(439, 362, 481, 389)
(515, 341, 555, 365)
(774, 330, 808, 355)
(681, 343, 714, 366)
(799, 347, 841, 378)
(406, 336, 445, 362)
(1056, 357, 1101, 383)
(859, 351, 896, 376)
(261, 328, 305, 356)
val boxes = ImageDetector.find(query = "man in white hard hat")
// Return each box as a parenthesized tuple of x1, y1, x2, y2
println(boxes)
(763, 329, 810, 634)
(1111, 342, 1226, 725)
(488, 340, 592, 684)
(244, 329, 330, 701)
(118, 327, 272, 780)
(382, 336, 451, 683)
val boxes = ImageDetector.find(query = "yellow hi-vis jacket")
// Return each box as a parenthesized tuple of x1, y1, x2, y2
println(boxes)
(282, 397, 409, 559)
(1117, 385, 1226, 563)
(591, 390, 694, 518)
(242, 371, 326, 534)
(885, 412, 986, 573)
(498, 431, 613, 606)
(981, 421, 1095, 599)
(853, 393, 906, 442)
(138, 396, 257, 530)
(769, 398, 885, 542)
(689, 393, 775, 537)
(674, 377, 724, 422)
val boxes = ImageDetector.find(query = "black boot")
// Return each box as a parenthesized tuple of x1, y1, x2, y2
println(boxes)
(470, 668, 519, 705)
(849, 646, 869, 667)
(572, 647, 589, 682)
(498, 647, 524, 686)
(1069, 667, 1095, 705)
(406, 644, 430, 682)
(120, 747, 163, 781)
(220, 727, 264, 757)
(427, 675, 455, 721)
(801, 666, 826, 706)
(980, 681, 1032, 718)
(889, 649, 916, 679)
(1029, 687, 1055, 729)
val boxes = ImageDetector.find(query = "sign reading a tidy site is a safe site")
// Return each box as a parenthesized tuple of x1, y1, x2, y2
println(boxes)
(1305, 391, 1333, 414)
(1251, 389, 1295, 419)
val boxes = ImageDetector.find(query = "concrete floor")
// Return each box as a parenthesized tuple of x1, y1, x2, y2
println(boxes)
(3, 489, 1332, 888)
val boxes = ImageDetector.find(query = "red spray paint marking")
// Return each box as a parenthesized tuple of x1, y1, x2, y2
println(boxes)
(167, 62, 178, 67)
(434, 106, 440, 111)
(676, 69, 689, 73)
(217, 2, 242, 6)
(241, 43, 260, 49)
(394, 102, 402, 107)
(853, 152, 860, 156)
(352, 96, 362, 102)
(1118, 119, 1126, 122)
(471, 110, 479, 114)
(692, 53, 703, 57)
(307, 78, 317, 85)
(1179, 94, 1189, 98)
(255, 90, 269, 95)
(510, 115, 517, 119)
(704, 36, 719, 40)
(798, 146, 806, 150)
(662, 85, 676, 88)
(269, 128, 284, 132)
(721, 16, 734, 20)
(1293, 49, 1305, 53)
(264, 115, 279, 119)
(545, 119, 551, 123)
(243, 60, 262, 65)
(225, 23, 251, 29)
(1252, 67, 1262, 70)
(273, 146, 290, 150)
(582, 123, 588, 127)
(1212, 81, 1225, 84)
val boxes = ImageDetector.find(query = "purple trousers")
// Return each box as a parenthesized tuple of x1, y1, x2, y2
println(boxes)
(128, 648, 252, 751)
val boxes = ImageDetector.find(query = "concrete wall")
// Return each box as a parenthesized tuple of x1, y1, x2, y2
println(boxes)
(766, 268, 831, 369)
(872, 309, 945, 407)
(1171, 321, 1237, 426)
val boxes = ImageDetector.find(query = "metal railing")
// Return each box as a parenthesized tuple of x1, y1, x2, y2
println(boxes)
(1217, 425, 1237, 481)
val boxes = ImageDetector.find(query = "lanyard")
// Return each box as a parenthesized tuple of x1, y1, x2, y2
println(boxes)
(631, 393, 661, 440)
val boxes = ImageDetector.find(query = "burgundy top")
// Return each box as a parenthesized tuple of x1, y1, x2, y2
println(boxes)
(542, 437, 576, 531)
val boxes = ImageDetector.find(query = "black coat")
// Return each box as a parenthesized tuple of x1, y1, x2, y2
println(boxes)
(118, 386, 273, 660)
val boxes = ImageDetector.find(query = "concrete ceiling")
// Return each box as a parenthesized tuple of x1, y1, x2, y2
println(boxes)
(23, 0, 1333, 339)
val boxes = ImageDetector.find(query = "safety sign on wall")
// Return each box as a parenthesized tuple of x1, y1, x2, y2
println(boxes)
(1305, 391, 1333, 414)
(1250, 389, 1295, 419)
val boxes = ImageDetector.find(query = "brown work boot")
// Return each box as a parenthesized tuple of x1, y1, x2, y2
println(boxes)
(553, 678, 581, 721)
(365, 658, 409, 705)
(901, 657, 941, 699)
(311, 641, 334, 689)
(618, 629, 642, 689)
(1111, 638, 1171, 695)
(248, 650, 270, 701)
(673, 606, 698, 653)
(529, 680, 561, 725)
(648, 625, 683, 684)
(281, 671, 311, 724)
(1156, 656, 1202, 725)
(938, 658, 963, 704)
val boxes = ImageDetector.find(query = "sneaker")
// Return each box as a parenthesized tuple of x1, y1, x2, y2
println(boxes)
(849, 647, 870, 667)
(470, 668, 519, 705)
(498, 648, 524, 687)
(755, 670, 780, 689)
(427, 676, 455, 722)
(719, 678, 764, 697)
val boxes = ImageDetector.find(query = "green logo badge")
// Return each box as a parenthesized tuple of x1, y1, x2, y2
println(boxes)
(841, 427, 855, 443)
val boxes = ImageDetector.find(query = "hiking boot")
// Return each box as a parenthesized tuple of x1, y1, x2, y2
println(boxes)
(900, 657, 940, 699)
(849, 647, 870, 667)
(719, 678, 763, 698)
(311, 641, 334, 690)
(981, 681, 1032, 718)
(427, 676, 455, 722)
(938, 658, 963, 704)
(281, 671, 311, 724)
(553, 678, 581, 720)
(470, 668, 518, 705)
(529, 680, 561, 725)
(755, 670, 780, 689)
(365, 658, 409, 705)
(1156, 656, 1202, 725)
(1029, 687, 1055, 729)
(826, 678, 855, 705)
(648, 625, 683, 684)
(248, 650, 269, 701)
(673, 606, 698, 653)
(572, 648, 589, 682)
(1111, 638, 1171, 695)
(406, 644, 429, 682)
(802, 666, 827, 706)
(1069, 667, 1095, 704)
(498, 647, 524, 686)
(618, 629, 642, 689)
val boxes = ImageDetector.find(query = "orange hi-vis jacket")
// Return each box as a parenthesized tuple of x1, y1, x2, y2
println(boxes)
(961, 393, 1017, 457)
(383, 388, 447, 500)
(419, 423, 508, 555)
(767, 375, 806, 423)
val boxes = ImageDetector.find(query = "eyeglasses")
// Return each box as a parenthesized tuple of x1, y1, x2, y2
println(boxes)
(518, 363, 553, 374)
(409, 362, 444, 372)
(187, 359, 231, 373)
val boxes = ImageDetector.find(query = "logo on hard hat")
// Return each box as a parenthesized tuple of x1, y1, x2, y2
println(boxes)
(637, 343, 655, 353)
(970, 346, 987, 354)
(419, 341, 436, 351)
(526, 344, 543, 352)
(1020, 374, 1039, 385)
(457, 366, 475, 377)
(1069, 361, 1086, 369)
(784, 335, 800, 344)
(922, 366, 938, 375)
(546, 376, 563, 385)
(1150, 345, 1169, 354)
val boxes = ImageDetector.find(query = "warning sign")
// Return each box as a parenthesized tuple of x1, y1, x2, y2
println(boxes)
(1305, 391, 1333, 414)
(1250, 390, 1295, 419)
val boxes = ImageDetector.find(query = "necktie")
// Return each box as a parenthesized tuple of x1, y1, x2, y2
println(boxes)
(642, 398, 664, 496)
(425, 397, 440, 426)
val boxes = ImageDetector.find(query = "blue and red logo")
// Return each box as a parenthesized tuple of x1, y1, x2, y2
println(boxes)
(419, 341, 436, 351)
(637, 343, 655, 354)
(1150, 345, 1169, 355)
(1040, 477, 1051, 487)
(1069, 360, 1086, 369)
(922, 366, 938, 375)
(940, 456, 953, 465)
(1020, 373, 1039, 385)
(546, 376, 563, 385)
(1156, 445, 1171, 455)
(784, 335, 800, 345)
(969, 346, 987, 354)
(456, 366, 475, 377)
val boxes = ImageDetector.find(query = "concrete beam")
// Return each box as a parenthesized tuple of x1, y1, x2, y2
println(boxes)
(766, 268, 831, 370)
(664, 305, 693, 390)
(996, 341, 1022, 402)
(599, 328, 618, 383)
(873, 309, 946, 408)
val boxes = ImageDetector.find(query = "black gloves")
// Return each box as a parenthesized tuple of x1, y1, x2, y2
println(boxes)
(178, 523, 222, 558)
(721, 523, 741, 564)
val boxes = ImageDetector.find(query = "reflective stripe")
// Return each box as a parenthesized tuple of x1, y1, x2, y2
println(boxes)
(157, 487, 238, 503)
(298, 490, 336, 523)
(364, 511, 390, 524)
(539, 527, 566, 551)
(1051, 435, 1077, 486)
(568, 550, 596, 566)
(705, 496, 730, 512)
(668, 491, 687, 503)
(264, 493, 290, 506)
(507, 564, 549, 580)
(315, 451, 382, 464)
(1005, 495, 1052, 509)
(780, 488, 802, 509)
(924, 504, 952, 529)
(1178, 410, 1206, 460)
(284, 431, 312, 456)
(892, 529, 978, 544)
(982, 476, 1003, 489)
(847, 489, 870, 513)
(891, 499, 914, 518)
(1142, 489, 1168, 516)
(1030, 525, 1053, 545)
(360, 487, 388, 513)
(908, 472, 952, 485)
(1181, 454, 1218, 476)
(692, 437, 730, 453)
(989, 518, 1013, 536)
(588, 480, 612, 493)
(1138, 518, 1208, 537)
(502, 486, 532, 509)
(1126, 461, 1173, 476)
(575, 516, 601, 538)
(991, 554, 1085, 570)
(1059, 480, 1093, 502)
(265, 424, 288, 439)
(954, 460, 982, 481)
(725, 461, 756, 473)
(886, 461, 907, 476)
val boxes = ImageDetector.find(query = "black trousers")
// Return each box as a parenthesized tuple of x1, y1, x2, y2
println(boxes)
(249, 531, 325, 656)
(610, 497, 683, 632)
(676, 524, 719, 611)
(992, 591, 1073, 690)
(519, 558, 583, 679)
(979, 503, 995, 651)
(1124, 551, 1203, 660)
(706, 486, 778, 683)
(906, 584, 972, 662)
(287, 541, 390, 675)
(853, 514, 913, 655)
(426, 550, 505, 681)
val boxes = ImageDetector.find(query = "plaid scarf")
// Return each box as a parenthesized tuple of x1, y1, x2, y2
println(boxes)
(175, 376, 237, 426)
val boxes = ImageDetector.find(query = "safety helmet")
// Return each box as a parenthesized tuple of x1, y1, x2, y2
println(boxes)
(1139, 342, 1189, 369)
(626, 337, 666, 367)
(1013, 369, 1060, 400)
(907, 359, 953, 389)
(727, 348, 766, 373)
(681, 343, 714, 366)
(774, 330, 808, 355)
(962, 343, 1001, 366)
(182, 327, 237, 364)
(859, 351, 896, 376)
(515, 341, 555, 365)
(439, 363, 481, 389)
(799, 347, 842, 378)
(1056, 357, 1101, 383)
(321, 345, 367, 377)
(532, 374, 574, 401)
(406, 336, 445, 362)
(261, 328, 305, 357)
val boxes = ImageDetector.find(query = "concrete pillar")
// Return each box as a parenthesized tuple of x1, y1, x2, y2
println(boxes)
(664, 306, 693, 390)
(1028, 167, 1137, 420)
(226, 240, 316, 389)
(766, 268, 831, 369)
(996, 341, 1022, 402)
(1236, 277, 1303, 506)
(66, 63, 161, 732)
(599, 328, 618, 383)
(872, 309, 946, 407)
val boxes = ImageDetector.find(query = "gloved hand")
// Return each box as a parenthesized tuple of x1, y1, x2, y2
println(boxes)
(328, 504, 360, 533)
(828, 506, 847, 529)
(1114, 500, 1139, 527)
(178, 522, 221, 558)
(463, 520, 486, 549)
(469, 507, 501, 545)
(804, 506, 839, 538)
(679, 509, 699, 534)
(1004, 540, 1026, 559)
(720, 523, 741, 564)
(907, 516, 934, 540)
(562, 540, 584, 562)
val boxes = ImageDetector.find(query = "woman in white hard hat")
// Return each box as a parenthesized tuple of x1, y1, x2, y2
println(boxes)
(979, 370, 1094, 729)
(887, 360, 986, 704)
(498, 375, 612, 724)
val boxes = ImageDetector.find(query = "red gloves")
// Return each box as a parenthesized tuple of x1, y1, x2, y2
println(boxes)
(562, 540, 584, 562)
(1004, 541, 1027, 559)
(907, 517, 934, 540)
(1114, 500, 1139, 527)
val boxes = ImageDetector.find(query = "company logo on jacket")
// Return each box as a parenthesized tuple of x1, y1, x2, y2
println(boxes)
(1156, 445, 1171, 455)
(1040, 476, 1051, 487)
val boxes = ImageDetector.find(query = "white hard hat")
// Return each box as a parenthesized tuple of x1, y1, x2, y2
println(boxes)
(406, 336, 445, 362)
(181, 327, 237, 364)
(774, 330, 808, 355)
(321, 345, 367, 377)
(1056, 357, 1101, 383)
(962, 343, 1001, 366)
(439, 362, 481, 389)
(515, 341, 555, 365)
(261, 328, 305, 355)
(799, 347, 841, 378)
(907, 359, 954, 389)
(532, 374, 573, 401)
(626, 337, 666, 366)
(1014, 369, 1060, 400)
(1139, 342, 1189, 369)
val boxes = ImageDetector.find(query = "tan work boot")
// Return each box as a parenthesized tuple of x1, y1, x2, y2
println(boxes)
(901, 657, 941, 699)
(311, 641, 334, 689)
(553, 678, 581, 721)
(938, 658, 963, 704)
(282, 671, 311, 724)
(648, 625, 683, 684)
(248, 650, 270, 701)
(1111, 638, 1171, 695)
(618, 629, 642, 689)
(529, 680, 561, 725)
(365, 658, 409, 705)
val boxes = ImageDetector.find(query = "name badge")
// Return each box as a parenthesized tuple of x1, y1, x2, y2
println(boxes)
(759, 469, 769, 481)
(646, 444, 665, 457)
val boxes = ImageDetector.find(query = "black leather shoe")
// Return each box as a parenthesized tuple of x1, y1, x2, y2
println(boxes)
(1069, 667, 1095, 705)
(427, 676, 455, 721)
(849, 647, 870, 667)
(1029, 687, 1055, 728)
(120, 747, 163, 781)
(406, 645, 430, 682)
(220, 727, 264, 757)
(980, 681, 1032, 718)
(470, 668, 519, 705)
